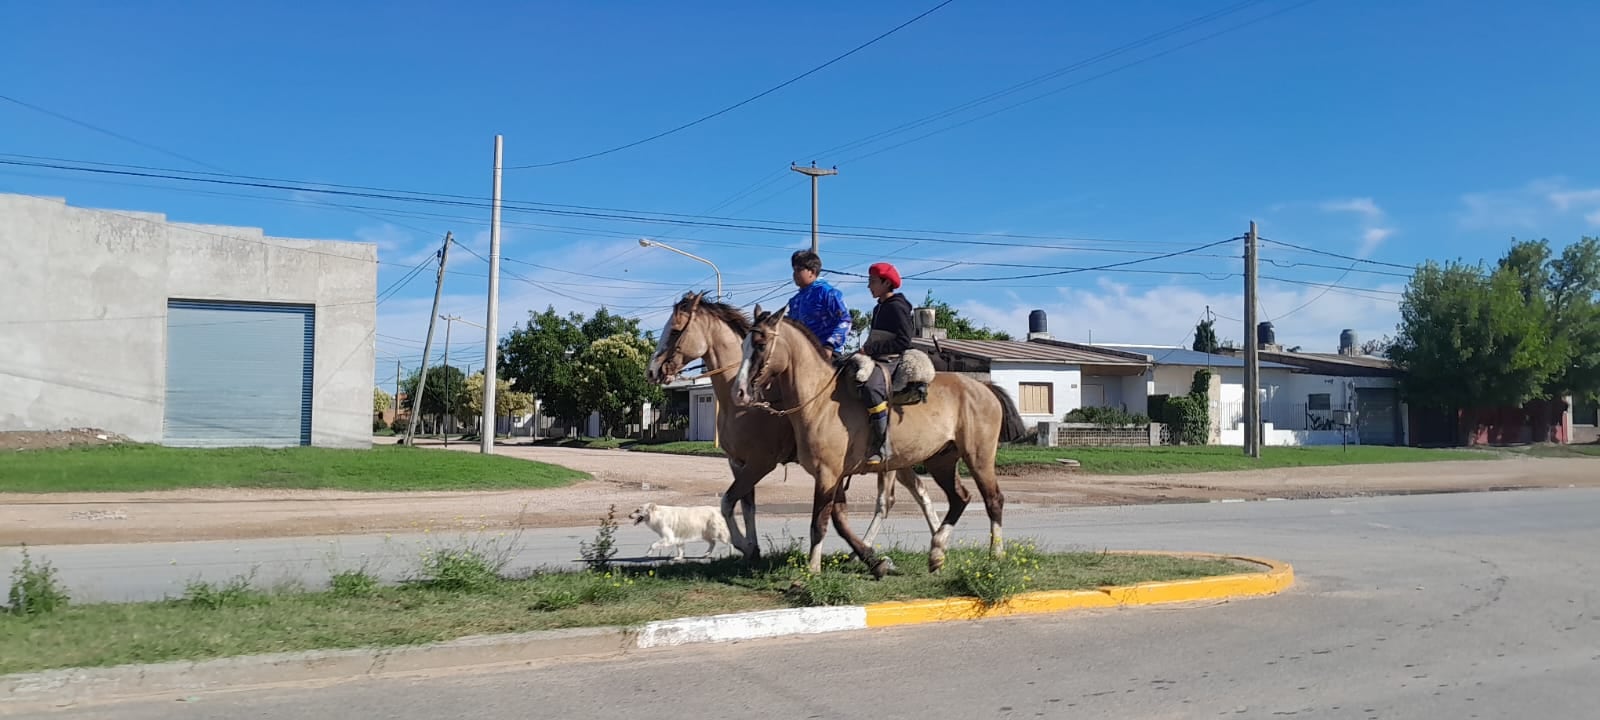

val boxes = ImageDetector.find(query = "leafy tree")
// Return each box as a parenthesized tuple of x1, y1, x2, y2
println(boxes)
(373, 388, 392, 416)
(1192, 319, 1220, 353)
(574, 333, 663, 437)
(1358, 335, 1394, 357)
(456, 372, 536, 418)
(1519, 237, 1600, 401)
(399, 365, 467, 420)
(499, 305, 654, 425)
(1389, 260, 1556, 411)
(920, 290, 1012, 340)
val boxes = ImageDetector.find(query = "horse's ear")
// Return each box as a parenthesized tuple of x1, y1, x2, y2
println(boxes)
(772, 305, 789, 321)
(753, 303, 765, 318)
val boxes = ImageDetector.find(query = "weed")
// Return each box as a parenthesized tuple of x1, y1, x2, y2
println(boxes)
(950, 539, 1041, 606)
(6, 545, 70, 616)
(329, 570, 380, 598)
(783, 551, 861, 607)
(415, 548, 502, 593)
(579, 504, 620, 572)
(182, 573, 260, 610)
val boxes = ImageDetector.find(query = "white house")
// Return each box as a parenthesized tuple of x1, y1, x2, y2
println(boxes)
(1237, 345, 1408, 447)
(911, 337, 1151, 428)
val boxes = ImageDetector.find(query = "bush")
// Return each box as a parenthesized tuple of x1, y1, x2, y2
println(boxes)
(1163, 395, 1210, 445)
(329, 569, 380, 598)
(182, 574, 260, 610)
(1062, 406, 1151, 426)
(783, 551, 862, 607)
(6, 546, 69, 616)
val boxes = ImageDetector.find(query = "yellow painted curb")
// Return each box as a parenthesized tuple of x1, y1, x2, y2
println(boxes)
(863, 552, 1293, 628)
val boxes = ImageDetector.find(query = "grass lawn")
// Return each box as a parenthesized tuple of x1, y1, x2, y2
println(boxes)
(0, 541, 1246, 676)
(992, 444, 1498, 475)
(628, 441, 728, 457)
(1518, 443, 1600, 459)
(0, 443, 589, 493)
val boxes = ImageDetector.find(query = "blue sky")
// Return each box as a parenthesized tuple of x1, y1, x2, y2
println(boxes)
(6, 0, 1600, 388)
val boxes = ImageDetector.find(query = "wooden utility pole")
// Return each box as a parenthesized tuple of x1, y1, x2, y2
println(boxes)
(404, 232, 452, 446)
(393, 360, 401, 431)
(1243, 221, 1261, 458)
(440, 314, 458, 448)
(790, 162, 837, 256)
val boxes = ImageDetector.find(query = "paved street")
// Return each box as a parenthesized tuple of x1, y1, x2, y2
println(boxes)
(14, 488, 1600, 718)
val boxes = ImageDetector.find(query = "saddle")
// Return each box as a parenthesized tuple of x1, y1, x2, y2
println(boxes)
(847, 348, 936, 406)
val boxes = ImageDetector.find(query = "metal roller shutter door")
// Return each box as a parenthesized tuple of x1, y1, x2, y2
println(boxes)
(163, 300, 314, 447)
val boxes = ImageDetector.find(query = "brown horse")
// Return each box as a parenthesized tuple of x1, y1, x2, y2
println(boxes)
(646, 292, 940, 561)
(733, 304, 1028, 577)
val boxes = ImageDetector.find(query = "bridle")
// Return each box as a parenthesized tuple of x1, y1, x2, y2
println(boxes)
(657, 294, 743, 380)
(742, 316, 843, 417)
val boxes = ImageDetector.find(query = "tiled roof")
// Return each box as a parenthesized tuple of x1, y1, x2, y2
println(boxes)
(911, 338, 1148, 366)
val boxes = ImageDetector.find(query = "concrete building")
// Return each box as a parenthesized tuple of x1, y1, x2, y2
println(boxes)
(1, 193, 377, 448)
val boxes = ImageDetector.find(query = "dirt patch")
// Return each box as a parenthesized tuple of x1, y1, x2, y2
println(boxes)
(0, 428, 132, 451)
(3, 440, 1598, 547)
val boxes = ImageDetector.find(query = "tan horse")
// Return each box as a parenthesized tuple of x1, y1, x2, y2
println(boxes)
(646, 292, 940, 560)
(733, 304, 1028, 577)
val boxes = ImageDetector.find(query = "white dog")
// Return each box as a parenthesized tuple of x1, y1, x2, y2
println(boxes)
(628, 502, 732, 561)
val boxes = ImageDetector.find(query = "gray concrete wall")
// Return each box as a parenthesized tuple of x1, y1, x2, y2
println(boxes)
(0, 193, 377, 448)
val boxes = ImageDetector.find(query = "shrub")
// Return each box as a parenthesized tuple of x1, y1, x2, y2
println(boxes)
(1163, 395, 1210, 445)
(1062, 406, 1151, 427)
(6, 546, 69, 616)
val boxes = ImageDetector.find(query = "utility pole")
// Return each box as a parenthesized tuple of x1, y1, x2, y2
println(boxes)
(393, 359, 401, 433)
(1243, 221, 1261, 458)
(440, 314, 457, 448)
(790, 162, 837, 256)
(405, 232, 452, 446)
(482, 134, 504, 455)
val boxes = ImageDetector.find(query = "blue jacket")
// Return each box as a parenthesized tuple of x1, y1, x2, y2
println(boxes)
(787, 278, 852, 355)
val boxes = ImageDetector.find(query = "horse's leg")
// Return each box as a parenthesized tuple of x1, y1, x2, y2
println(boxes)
(922, 446, 970, 573)
(807, 480, 836, 575)
(721, 462, 765, 561)
(860, 471, 892, 548)
(898, 467, 942, 537)
(828, 480, 891, 580)
(961, 447, 1007, 559)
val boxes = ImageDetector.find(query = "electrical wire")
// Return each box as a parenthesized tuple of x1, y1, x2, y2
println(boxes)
(506, 0, 959, 169)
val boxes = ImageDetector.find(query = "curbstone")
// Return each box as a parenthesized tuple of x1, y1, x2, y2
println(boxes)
(0, 552, 1292, 711)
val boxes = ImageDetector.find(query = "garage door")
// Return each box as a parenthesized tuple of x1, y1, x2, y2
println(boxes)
(1355, 387, 1400, 446)
(163, 300, 315, 447)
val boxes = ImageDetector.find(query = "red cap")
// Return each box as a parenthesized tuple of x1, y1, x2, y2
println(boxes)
(869, 262, 902, 289)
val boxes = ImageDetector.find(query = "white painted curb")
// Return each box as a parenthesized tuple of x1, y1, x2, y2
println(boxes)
(635, 606, 867, 649)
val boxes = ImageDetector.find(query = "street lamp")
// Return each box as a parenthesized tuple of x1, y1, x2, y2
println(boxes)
(638, 238, 721, 300)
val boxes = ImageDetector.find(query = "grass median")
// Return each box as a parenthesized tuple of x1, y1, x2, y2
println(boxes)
(618, 440, 1493, 475)
(0, 534, 1248, 676)
(0, 443, 588, 493)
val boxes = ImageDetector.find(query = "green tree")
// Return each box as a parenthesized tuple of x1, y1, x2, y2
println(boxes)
(499, 305, 654, 425)
(373, 388, 392, 416)
(1389, 260, 1557, 411)
(1192, 319, 1220, 353)
(1521, 237, 1600, 402)
(920, 290, 1012, 340)
(573, 333, 663, 437)
(456, 371, 536, 419)
(399, 365, 467, 421)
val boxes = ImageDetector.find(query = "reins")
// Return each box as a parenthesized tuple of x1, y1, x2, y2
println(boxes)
(743, 323, 845, 418)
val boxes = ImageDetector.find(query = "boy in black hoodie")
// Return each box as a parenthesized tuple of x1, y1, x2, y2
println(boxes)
(859, 262, 917, 467)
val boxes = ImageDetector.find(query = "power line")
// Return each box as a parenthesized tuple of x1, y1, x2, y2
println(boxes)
(1258, 237, 1414, 271)
(505, 0, 959, 169)
(801, 0, 1270, 162)
(836, 0, 1323, 166)
(892, 236, 1239, 282)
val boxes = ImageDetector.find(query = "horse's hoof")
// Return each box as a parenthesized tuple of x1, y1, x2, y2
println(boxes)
(928, 549, 946, 573)
(869, 557, 893, 580)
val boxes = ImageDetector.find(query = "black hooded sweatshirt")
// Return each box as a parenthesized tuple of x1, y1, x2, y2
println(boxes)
(862, 293, 914, 358)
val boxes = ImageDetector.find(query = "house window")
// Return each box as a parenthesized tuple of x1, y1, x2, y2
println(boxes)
(1019, 382, 1053, 415)
(1308, 393, 1331, 411)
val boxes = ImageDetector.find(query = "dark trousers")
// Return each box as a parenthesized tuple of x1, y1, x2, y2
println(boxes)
(859, 359, 891, 458)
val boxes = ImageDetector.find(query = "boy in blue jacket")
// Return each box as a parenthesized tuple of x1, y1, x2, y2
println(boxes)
(785, 250, 852, 359)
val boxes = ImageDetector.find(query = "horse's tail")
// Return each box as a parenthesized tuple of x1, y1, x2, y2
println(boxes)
(985, 383, 1029, 444)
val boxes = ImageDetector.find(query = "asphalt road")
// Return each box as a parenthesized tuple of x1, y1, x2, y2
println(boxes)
(22, 487, 1600, 719)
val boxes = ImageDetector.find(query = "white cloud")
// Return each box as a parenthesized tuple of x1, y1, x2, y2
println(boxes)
(1318, 197, 1394, 258)
(1456, 178, 1600, 230)
(953, 277, 1402, 354)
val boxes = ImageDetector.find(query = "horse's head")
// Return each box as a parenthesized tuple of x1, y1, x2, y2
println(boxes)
(648, 292, 710, 385)
(733, 303, 790, 407)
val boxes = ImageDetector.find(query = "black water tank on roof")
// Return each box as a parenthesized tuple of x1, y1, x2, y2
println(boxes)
(1029, 309, 1048, 335)
(1257, 321, 1276, 347)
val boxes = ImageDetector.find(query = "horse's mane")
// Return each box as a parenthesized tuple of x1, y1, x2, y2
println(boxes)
(677, 293, 752, 336)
